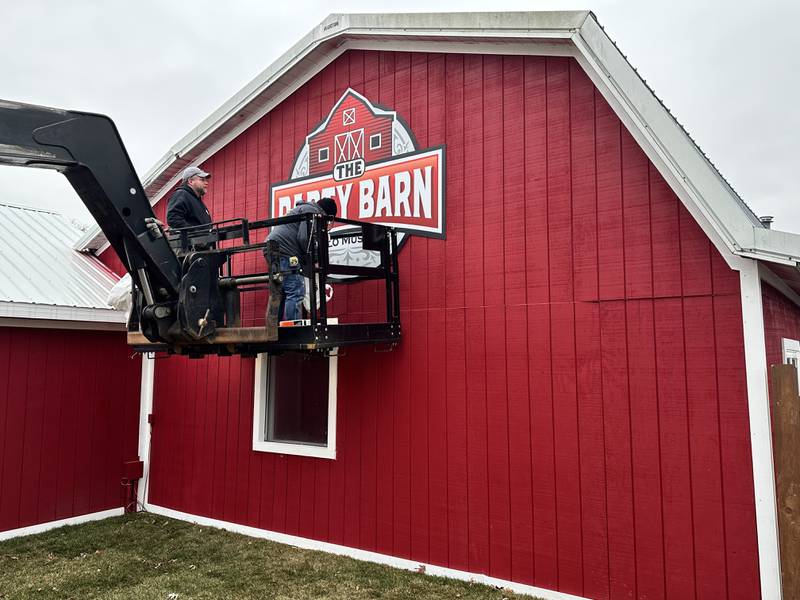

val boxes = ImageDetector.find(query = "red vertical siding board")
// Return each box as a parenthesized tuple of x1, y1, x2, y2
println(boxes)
(654, 298, 696, 599)
(482, 55, 505, 308)
(506, 304, 534, 584)
(325, 350, 345, 545)
(409, 308, 430, 563)
(465, 306, 490, 573)
(409, 54, 429, 315)
(427, 300, 449, 567)
(546, 58, 573, 305)
(233, 362, 252, 525)
(714, 293, 760, 600)
(37, 333, 66, 523)
(427, 54, 447, 314)
(225, 358, 243, 523)
(684, 296, 728, 599)
(551, 302, 583, 595)
(575, 302, 610, 599)
(596, 98, 624, 301)
(626, 300, 666, 600)
(0, 330, 28, 530)
(55, 336, 81, 520)
(375, 349, 395, 555)
(73, 333, 97, 516)
(600, 301, 636, 599)
(621, 130, 653, 299)
(445, 308, 469, 571)
(359, 347, 379, 552)
(650, 166, 682, 298)
(524, 56, 548, 306)
(529, 303, 557, 589)
(486, 304, 511, 580)
(444, 54, 466, 311)
(463, 54, 485, 308)
(570, 63, 598, 303)
(502, 56, 526, 307)
(341, 352, 363, 548)
(680, 207, 713, 297)
(19, 329, 47, 526)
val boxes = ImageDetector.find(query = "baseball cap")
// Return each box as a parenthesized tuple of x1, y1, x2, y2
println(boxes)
(181, 166, 211, 182)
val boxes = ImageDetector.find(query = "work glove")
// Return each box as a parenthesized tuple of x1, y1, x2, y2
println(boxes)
(144, 217, 165, 238)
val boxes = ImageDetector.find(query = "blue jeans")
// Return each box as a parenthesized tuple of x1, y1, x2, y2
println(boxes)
(279, 256, 304, 321)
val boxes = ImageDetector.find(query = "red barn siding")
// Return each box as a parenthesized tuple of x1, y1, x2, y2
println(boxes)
(118, 51, 760, 599)
(0, 327, 140, 533)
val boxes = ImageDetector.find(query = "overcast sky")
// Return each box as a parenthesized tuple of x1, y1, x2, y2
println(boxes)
(2, 0, 798, 233)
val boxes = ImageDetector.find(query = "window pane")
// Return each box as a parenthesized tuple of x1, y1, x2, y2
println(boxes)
(268, 353, 329, 445)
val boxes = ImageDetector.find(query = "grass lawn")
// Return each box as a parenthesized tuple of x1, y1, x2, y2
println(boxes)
(0, 513, 539, 599)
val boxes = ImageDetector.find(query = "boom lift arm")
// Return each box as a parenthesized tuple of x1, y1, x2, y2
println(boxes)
(0, 99, 401, 356)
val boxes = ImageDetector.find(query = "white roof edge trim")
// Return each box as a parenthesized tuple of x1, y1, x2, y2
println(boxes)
(0, 301, 127, 324)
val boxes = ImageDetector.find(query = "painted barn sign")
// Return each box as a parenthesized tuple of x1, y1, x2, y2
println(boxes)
(270, 88, 445, 270)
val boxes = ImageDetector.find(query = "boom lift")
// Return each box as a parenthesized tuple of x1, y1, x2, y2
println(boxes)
(0, 99, 401, 356)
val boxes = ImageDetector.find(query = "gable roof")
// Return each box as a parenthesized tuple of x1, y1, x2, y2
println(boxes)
(77, 11, 800, 274)
(0, 203, 124, 324)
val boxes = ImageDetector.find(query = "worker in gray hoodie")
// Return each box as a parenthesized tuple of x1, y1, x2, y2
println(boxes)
(265, 197, 337, 321)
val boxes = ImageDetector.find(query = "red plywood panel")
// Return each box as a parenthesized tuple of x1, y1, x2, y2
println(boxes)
(570, 62, 598, 303)
(524, 56, 549, 306)
(503, 56, 526, 307)
(444, 54, 465, 310)
(19, 329, 48, 526)
(575, 301, 610, 599)
(550, 302, 582, 595)
(446, 308, 469, 572)
(37, 332, 66, 523)
(684, 297, 728, 599)
(529, 303, 557, 589)
(680, 205, 713, 297)
(0, 329, 139, 534)
(546, 58, 573, 304)
(409, 308, 429, 563)
(427, 303, 449, 567)
(600, 301, 636, 599)
(626, 300, 665, 600)
(654, 299, 696, 598)
(596, 98, 624, 300)
(463, 54, 485, 308)
(359, 346, 379, 552)
(506, 304, 533, 584)
(465, 306, 490, 573)
(714, 293, 760, 600)
(375, 348, 395, 555)
(0, 330, 29, 531)
(482, 56, 505, 308)
(486, 305, 511, 580)
(621, 130, 653, 299)
(391, 312, 412, 558)
(650, 164, 682, 298)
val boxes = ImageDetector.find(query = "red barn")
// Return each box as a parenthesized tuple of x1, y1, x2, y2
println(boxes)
(10, 11, 800, 600)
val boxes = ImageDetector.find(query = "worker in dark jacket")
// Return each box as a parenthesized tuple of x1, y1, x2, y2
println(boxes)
(265, 197, 337, 321)
(166, 166, 212, 229)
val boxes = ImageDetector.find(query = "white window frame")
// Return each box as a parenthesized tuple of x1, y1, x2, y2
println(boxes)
(252, 350, 338, 459)
(318, 147, 329, 163)
(369, 132, 382, 150)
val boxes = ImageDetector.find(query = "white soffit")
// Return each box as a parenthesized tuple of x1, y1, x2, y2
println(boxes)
(79, 11, 800, 271)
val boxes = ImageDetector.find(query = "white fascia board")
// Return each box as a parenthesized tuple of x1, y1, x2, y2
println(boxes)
(737, 257, 783, 600)
(0, 301, 126, 325)
(573, 17, 762, 267)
